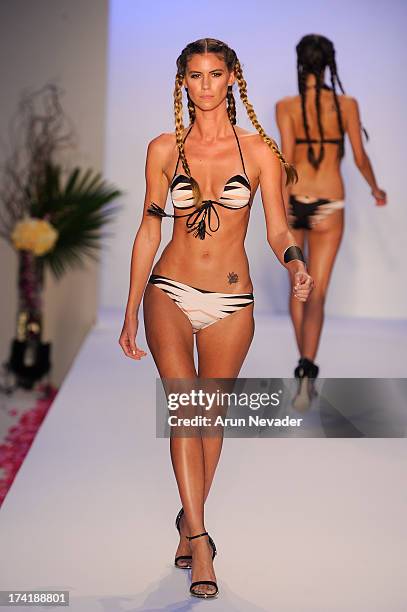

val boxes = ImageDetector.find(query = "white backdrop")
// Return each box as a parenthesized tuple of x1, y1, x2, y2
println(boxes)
(101, 0, 407, 318)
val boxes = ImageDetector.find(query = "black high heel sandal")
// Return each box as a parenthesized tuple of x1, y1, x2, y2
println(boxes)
(293, 357, 319, 410)
(174, 507, 192, 569)
(186, 531, 218, 598)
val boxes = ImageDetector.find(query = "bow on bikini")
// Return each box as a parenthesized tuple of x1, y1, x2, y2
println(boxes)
(147, 200, 220, 240)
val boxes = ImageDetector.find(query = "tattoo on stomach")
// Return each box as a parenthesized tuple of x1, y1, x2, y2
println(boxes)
(227, 272, 239, 284)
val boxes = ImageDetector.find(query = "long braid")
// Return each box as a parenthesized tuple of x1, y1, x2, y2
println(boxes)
(327, 58, 345, 159)
(315, 77, 325, 165)
(329, 53, 369, 146)
(298, 64, 319, 169)
(186, 89, 196, 124)
(227, 85, 236, 125)
(234, 58, 297, 185)
(334, 67, 345, 95)
(297, 34, 356, 168)
(173, 71, 201, 206)
(297, 34, 369, 169)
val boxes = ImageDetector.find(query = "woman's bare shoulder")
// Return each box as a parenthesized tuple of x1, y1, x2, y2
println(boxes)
(234, 127, 264, 150)
(275, 95, 299, 110)
(148, 131, 175, 151)
(234, 127, 281, 165)
(336, 95, 360, 121)
(234, 126, 256, 137)
(148, 127, 195, 150)
(235, 127, 278, 147)
(146, 132, 179, 167)
(338, 94, 358, 107)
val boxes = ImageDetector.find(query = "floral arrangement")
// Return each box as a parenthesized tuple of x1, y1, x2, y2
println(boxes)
(11, 217, 58, 256)
(0, 83, 122, 387)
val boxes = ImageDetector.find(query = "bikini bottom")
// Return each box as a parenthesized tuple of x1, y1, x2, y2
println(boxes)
(148, 273, 254, 334)
(289, 195, 345, 230)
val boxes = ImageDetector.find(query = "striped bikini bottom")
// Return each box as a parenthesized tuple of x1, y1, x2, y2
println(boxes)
(148, 274, 254, 334)
(289, 195, 345, 230)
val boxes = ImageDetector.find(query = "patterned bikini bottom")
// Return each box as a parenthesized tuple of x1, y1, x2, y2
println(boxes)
(148, 274, 254, 334)
(289, 195, 345, 230)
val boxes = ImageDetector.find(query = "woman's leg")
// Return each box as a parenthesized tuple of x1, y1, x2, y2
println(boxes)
(300, 210, 344, 361)
(143, 283, 201, 567)
(196, 302, 255, 497)
(185, 303, 254, 592)
(288, 227, 306, 353)
(144, 283, 254, 594)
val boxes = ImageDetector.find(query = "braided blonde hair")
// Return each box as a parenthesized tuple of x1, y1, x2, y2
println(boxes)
(174, 39, 297, 208)
(233, 59, 298, 185)
(173, 72, 201, 206)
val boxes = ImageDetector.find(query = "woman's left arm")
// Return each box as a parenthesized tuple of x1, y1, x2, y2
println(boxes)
(256, 137, 314, 302)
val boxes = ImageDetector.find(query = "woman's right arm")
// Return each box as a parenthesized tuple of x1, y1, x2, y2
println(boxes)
(345, 97, 387, 206)
(119, 135, 171, 360)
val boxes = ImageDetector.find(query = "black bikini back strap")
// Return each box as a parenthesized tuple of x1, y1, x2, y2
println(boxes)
(231, 124, 247, 176)
(172, 124, 194, 180)
(296, 137, 343, 145)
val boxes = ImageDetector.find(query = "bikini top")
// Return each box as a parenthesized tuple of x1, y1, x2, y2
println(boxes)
(295, 137, 344, 145)
(295, 137, 343, 145)
(295, 84, 345, 148)
(147, 124, 252, 239)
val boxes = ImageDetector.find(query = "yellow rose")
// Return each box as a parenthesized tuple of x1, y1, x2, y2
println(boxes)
(11, 218, 59, 256)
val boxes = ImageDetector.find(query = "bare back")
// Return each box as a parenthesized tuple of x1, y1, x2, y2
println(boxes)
(279, 90, 353, 200)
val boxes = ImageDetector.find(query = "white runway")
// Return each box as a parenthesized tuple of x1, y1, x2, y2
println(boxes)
(0, 309, 406, 611)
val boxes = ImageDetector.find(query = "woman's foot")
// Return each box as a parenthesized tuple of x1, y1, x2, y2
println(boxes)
(188, 532, 218, 598)
(293, 357, 319, 411)
(174, 508, 192, 569)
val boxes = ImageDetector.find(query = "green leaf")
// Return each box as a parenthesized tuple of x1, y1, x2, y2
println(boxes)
(37, 163, 122, 280)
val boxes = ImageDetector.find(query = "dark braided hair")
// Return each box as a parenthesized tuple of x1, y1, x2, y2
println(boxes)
(175, 38, 297, 207)
(296, 34, 366, 169)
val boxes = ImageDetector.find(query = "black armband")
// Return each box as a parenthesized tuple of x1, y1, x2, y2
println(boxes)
(283, 245, 305, 264)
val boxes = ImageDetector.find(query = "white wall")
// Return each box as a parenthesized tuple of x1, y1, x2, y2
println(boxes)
(0, 0, 108, 385)
(102, 0, 407, 319)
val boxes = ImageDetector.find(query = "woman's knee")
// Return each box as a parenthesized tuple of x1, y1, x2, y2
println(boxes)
(306, 285, 327, 306)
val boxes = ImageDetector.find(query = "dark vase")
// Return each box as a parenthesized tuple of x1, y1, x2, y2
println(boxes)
(7, 250, 51, 389)
(17, 250, 44, 341)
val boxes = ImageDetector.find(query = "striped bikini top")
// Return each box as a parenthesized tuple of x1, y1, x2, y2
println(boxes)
(147, 124, 252, 239)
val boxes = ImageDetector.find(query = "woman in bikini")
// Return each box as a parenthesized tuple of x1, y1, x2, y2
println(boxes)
(119, 38, 313, 599)
(276, 34, 387, 406)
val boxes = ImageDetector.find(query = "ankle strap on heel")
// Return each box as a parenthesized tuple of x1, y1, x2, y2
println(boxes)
(295, 357, 319, 379)
(186, 531, 208, 541)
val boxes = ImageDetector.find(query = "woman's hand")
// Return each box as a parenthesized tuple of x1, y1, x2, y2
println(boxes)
(292, 270, 314, 302)
(372, 187, 387, 206)
(119, 314, 147, 360)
